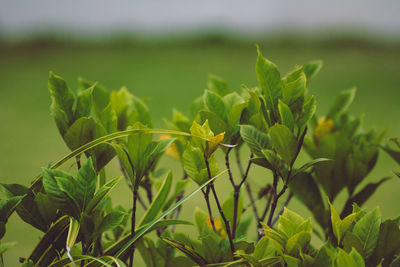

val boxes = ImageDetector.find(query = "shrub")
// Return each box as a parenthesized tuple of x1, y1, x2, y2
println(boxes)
(0, 46, 399, 267)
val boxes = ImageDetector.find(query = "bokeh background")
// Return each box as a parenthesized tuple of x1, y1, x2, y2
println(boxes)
(1, 1, 400, 266)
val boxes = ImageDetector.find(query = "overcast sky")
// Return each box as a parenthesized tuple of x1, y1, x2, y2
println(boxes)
(1, 0, 400, 38)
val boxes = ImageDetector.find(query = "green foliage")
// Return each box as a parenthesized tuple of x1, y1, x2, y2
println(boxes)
(1, 46, 398, 267)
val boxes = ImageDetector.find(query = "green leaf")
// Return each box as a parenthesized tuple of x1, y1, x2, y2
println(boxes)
(282, 70, 306, 115)
(256, 45, 283, 120)
(0, 241, 16, 255)
(63, 117, 96, 151)
(114, 171, 226, 257)
(278, 208, 311, 239)
(278, 100, 294, 131)
(139, 171, 172, 226)
(328, 200, 360, 245)
(291, 158, 332, 180)
(352, 207, 381, 258)
(42, 169, 80, 218)
(34, 192, 57, 226)
(208, 74, 230, 96)
(182, 144, 219, 185)
(370, 220, 400, 266)
(298, 95, 316, 130)
(75, 158, 97, 210)
(285, 231, 311, 256)
(86, 177, 121, 213)
(349, 248, 365, 267)
(162, 238, 208, 266)
(327, 87, 357, 120)
(0, 184, 48, 232)
(303, 61, 323, 85)
(98, 211, 127, 234)
(198, 110, 228, 137)
(66, 217, 80, 250)
(28, 216, 70, 266)
(130, 94, 153, 127)
(74, 84, 93, 119)
(253, 237, 276, 260)
(222, 194, 243, 230)
(204, 90, 227, 121)
(289, 172, 327, 228)
(312, 243, 335, 267)
(48, 72, 75, 135)
(342, 232, 365, 259)
(112, 143, 134, 180)
(0, 195, 24, 223)
(99, 103, 118, 134)
(240, 125, 271, 157)
(341, 177, 391, 217)
(269, 124, 298, 164)
(336, 249, 357, 267)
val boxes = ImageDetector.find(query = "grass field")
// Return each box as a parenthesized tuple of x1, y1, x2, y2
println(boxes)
(1, 40, 399, 266)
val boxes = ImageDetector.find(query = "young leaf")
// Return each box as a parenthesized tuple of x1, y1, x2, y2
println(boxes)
(352, 207, 381, 258)
(66, 217, 80, 252)
(256, 46, 283, 119)
(278, 100, 294, 131)
(208, 74, 230, 96)
(328, 200, 360, 245)
(303, 61, 323, 85)
(48, 72, 75, 136)
(297, 95, 316, 130)
(204, 90, 227, 121)
(269, 124, 298, 164)
(74, 84, 93, 119)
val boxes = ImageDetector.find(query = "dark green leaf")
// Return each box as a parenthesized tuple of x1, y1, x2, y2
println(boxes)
(341, 177, 391, 217)
(28, 216, 69, 266)
(75, 158, 97, 210)
(240, 125, 271, 157)
(370, 220, 400, 266)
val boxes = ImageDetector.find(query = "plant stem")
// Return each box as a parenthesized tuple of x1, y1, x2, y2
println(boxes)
(128, 186, 138, 267)
(267, 172, 279, 227)
(271, 192, 294, 226)
(76, 156, 81, 170)
(204, 155, 235, 254)
(231, 153, 253, 239)
(202, 186, 217, 232)
(210, 184, 235, 254)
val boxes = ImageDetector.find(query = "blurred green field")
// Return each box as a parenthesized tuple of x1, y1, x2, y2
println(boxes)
(1, 40, 399, 266)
